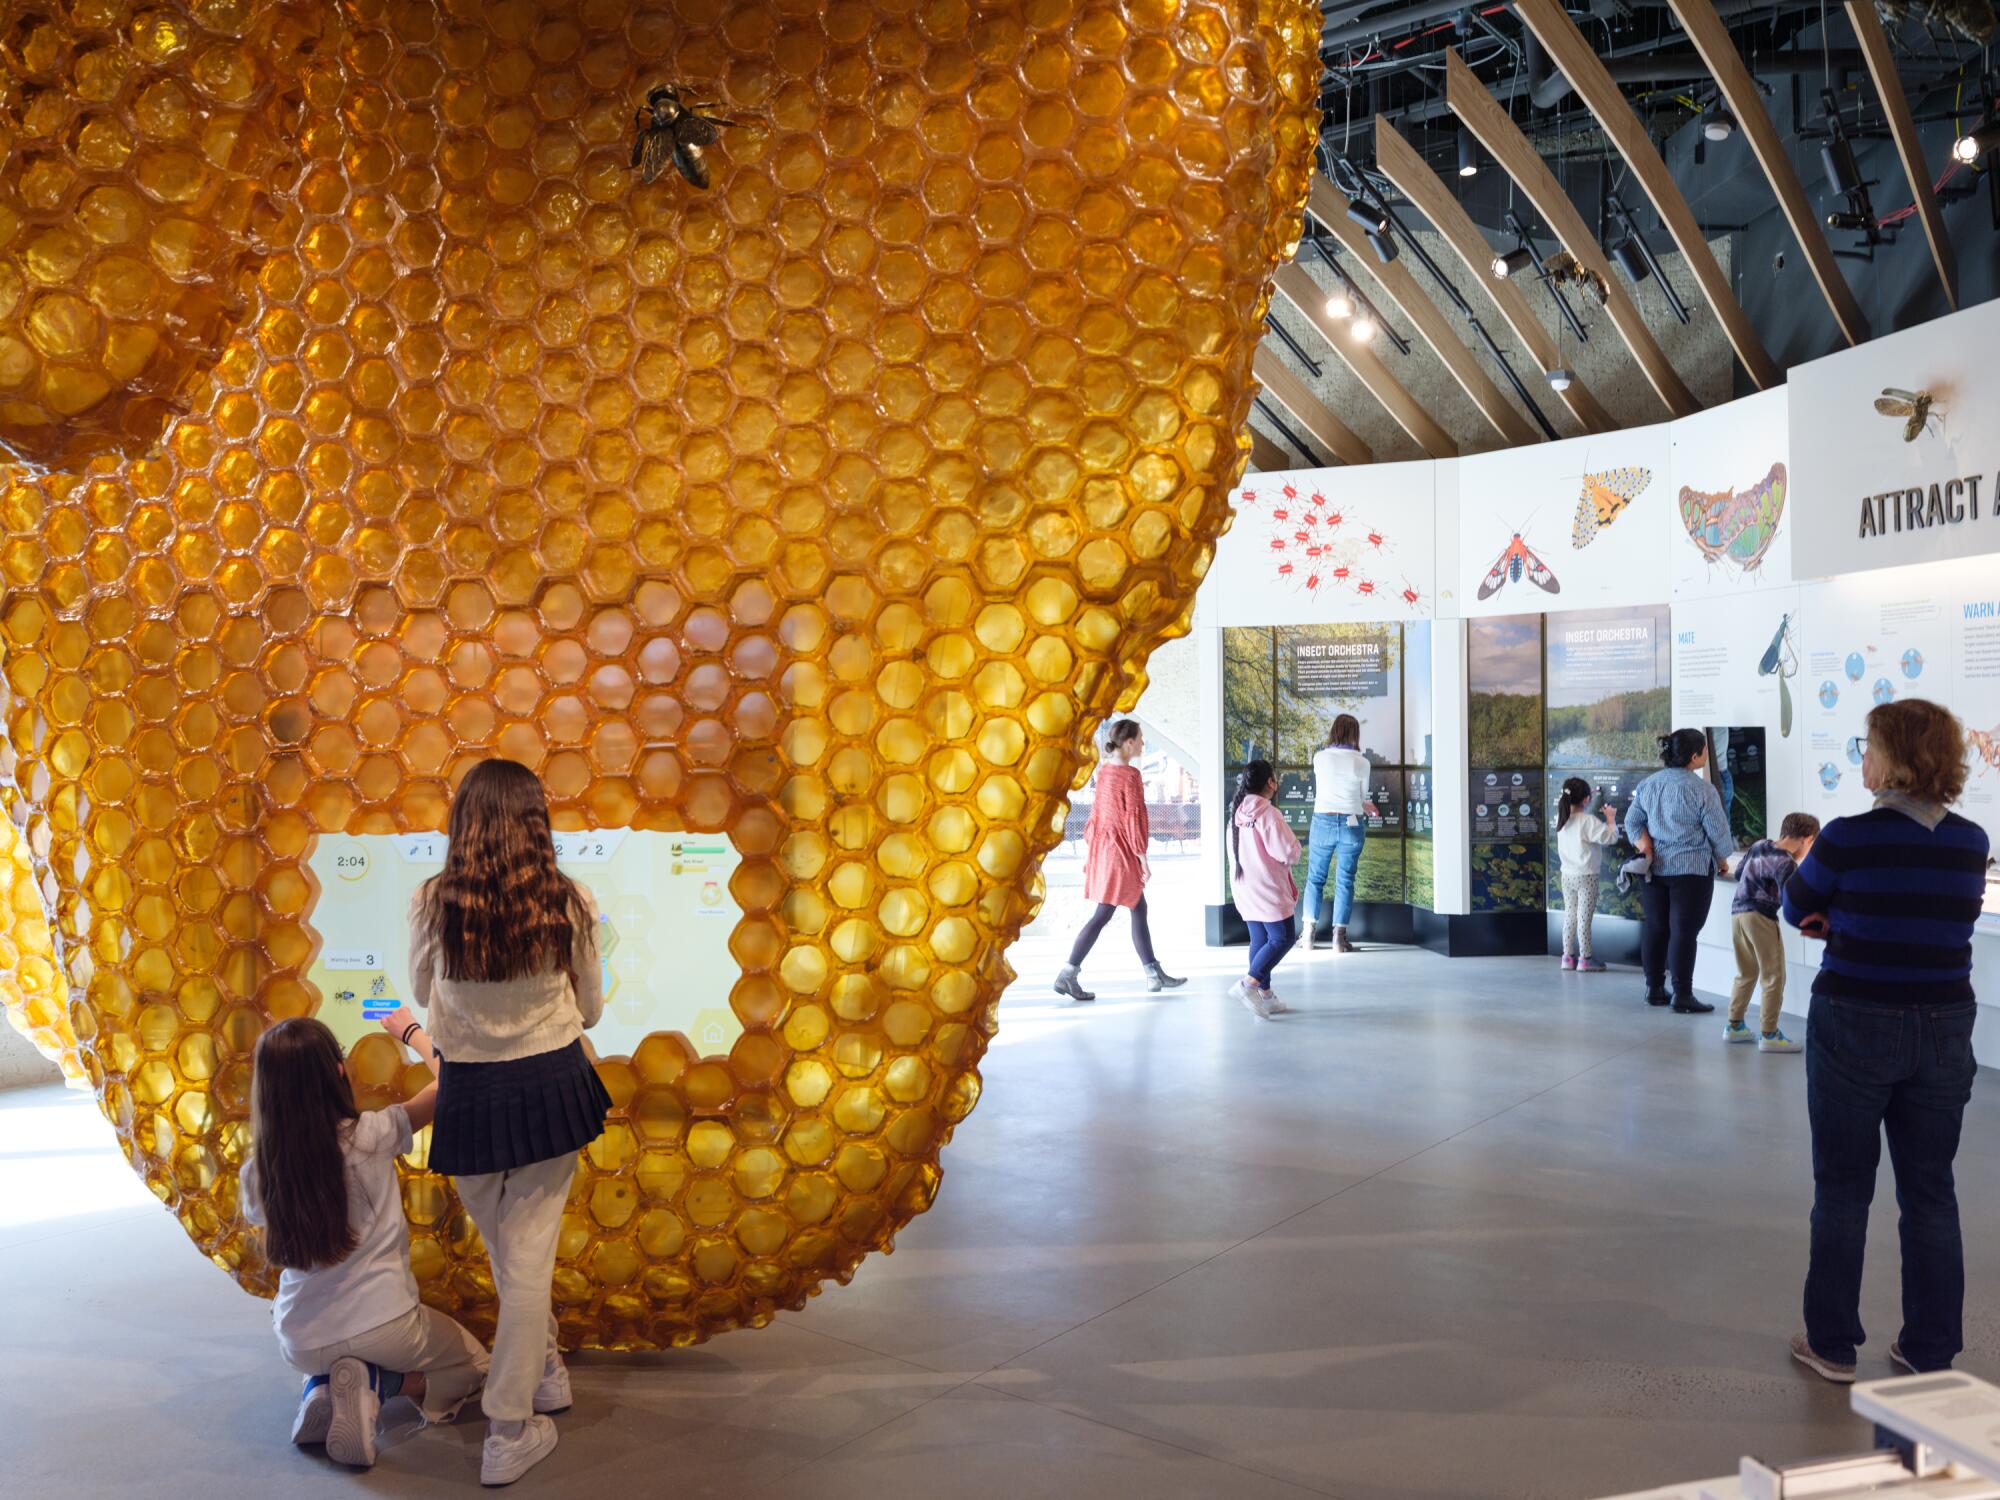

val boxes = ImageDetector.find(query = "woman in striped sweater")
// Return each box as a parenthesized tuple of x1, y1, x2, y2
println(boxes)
(1782, 698, 1990, 1383)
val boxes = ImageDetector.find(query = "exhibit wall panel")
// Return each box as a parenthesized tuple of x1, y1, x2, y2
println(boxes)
(1668, 385, 1793, 600)
(1211, 461, 1436, 627)
(1792, 296, 2000, 581)
(1455, 422, 1674, 619)
(1672, 586, 1816, 997)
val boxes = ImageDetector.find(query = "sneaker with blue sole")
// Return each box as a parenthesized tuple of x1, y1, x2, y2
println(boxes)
(291, 1374, 332, 1447)
(1723, 1021, 1755, 1044)
(1759, 1029, 1803, 1054)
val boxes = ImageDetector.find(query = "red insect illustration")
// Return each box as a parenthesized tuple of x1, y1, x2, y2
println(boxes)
(1282, 483, 1297, 501)
(1400, 581, 1423, 608)
(1366, 531, 1384, 549)
(1356, 579, 1376, 596)
(1476, 531, 1561, 600)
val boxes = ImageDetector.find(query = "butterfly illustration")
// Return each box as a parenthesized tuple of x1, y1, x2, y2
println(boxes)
(1680, 462, 1786, 575)
(1571, 465, 1652, 549)
(1477, 532, 1560, 600)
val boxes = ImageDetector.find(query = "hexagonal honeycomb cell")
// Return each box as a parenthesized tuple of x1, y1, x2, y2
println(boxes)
(0, 0, 1320, 1349)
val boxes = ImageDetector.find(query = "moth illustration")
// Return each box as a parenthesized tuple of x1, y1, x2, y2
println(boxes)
(1477, 532, 1560, 600)
(1874, 387, 1941, 443)
(1968, 723, 2000, 773)
(1756, 611, 1799, 738)
(1571, 465, 1652, 549)
(1680, 462, 1787, 575)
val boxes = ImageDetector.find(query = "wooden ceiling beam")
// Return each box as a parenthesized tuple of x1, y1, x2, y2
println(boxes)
(1846, 0, 1957, 310)
(1445, 48, 1699, 419)
(1373, 115, 1616, 436)
(1667, 0, 1869, 346)
(1304, 173, 1542, 448)
(1514, 0, 1780, 388)
(1252, 343, 1373, 466)
(1272, 262, 1459, 459)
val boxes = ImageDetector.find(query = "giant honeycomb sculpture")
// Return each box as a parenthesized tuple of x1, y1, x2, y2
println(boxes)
(0, 0, 1320, 1348)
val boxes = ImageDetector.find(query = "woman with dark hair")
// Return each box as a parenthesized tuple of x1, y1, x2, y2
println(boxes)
(1625, 727, 1734, 1013)
(1054, 719, 1185, 1001)
(1784, 698, 1989, 1382)
(409, 758, 612, 1485)
(1301, 713, 1378, 953)
(1229, 760, 1301, 1020)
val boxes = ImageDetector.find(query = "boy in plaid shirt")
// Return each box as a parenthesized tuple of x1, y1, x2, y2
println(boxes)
(1726, 812, 1819, 1052)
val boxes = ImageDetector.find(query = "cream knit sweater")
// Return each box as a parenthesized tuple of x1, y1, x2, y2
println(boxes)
(407, 885, 603, 1063)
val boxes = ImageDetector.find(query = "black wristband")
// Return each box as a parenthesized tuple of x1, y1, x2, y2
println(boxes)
(400, 1021, 422, 1046)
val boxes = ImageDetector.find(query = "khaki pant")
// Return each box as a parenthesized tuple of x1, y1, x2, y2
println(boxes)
(1729, 911, 1786, 1034)
(280, 1304, 489, 1424)
(455, 1154, 574, 1422)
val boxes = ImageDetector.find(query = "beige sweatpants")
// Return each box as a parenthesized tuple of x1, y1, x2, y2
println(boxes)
(454, 1153, 575, 1423)
(1728, 910, 1786, 1034)
(280, 1304, 489, 1424)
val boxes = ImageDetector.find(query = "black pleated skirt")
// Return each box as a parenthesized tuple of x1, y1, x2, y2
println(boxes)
(428, 1040, 612, 1178)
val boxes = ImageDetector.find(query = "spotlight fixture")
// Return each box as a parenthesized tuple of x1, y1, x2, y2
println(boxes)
(1350, 308, 1378, 343)
(1821, 135, 1862, 198)
(1345, 196, 1399, 262)
(1702, 107, 1737, 143)
(1611, 235, 1651, 285)
(1457, 131, 1479, 178)
(1826, 210, 1874, 231)
(1546, 368, 1573, 392)
(1953, 119, 2000, 163)
(1324, 287, 1355, 321)
(1492, 245, 1535, 280)
(1345, 198, 1390, 235)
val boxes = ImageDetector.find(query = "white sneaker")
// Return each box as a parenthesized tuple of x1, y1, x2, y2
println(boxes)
(482, 1415, 558, 1486)
(291, 1375, 332, 1446)
(324, 1357, 379, 1469)
(1259, 985, 1292, 1015)
(532, 1351, 572, 1414)
(1232, 979, 1274, 1020)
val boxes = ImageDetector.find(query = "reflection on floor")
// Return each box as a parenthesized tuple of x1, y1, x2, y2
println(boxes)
(6, 938, 1997, 1500)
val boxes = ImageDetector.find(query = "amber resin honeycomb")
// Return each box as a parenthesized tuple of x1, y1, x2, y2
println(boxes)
(0, 0, 1320, 1349)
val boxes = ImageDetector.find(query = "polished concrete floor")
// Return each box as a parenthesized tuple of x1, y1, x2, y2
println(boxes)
(6, 934, 1999, 1500)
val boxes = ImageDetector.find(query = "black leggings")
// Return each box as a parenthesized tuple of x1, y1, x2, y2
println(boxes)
(1637, 874, 1715, 1001)
(1068, 896, 1157, 968)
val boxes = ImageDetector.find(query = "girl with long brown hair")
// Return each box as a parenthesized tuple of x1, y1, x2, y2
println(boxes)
(242, 1016, 489, 1470)
(410, 758, 611, 1486)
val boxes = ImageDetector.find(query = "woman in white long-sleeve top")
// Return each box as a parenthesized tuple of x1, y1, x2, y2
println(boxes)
(408, 757, 610, 1486)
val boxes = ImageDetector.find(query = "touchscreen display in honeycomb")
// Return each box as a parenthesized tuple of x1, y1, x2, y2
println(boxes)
(304, 832, 744, 1061)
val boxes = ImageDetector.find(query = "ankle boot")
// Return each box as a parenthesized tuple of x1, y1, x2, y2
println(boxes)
(1333, 925, 1355, 953)
(1143, 961, 1186, 992)
(1304, 924, 1322, 951)
(1053, 964, 1095, 1002)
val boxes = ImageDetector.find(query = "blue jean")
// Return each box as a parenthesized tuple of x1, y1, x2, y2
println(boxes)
(1244, 917, 1297, 988)
(1804, 994, 1977, 1370)
(1303, 813, 1367, 928)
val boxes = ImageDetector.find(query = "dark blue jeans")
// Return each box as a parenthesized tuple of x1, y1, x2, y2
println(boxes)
(1804, 994, 1978, 1370)
(1244, 917, 1297, 988)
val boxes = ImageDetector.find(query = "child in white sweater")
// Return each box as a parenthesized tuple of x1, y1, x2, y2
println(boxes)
(1555, 777, 1620, 972)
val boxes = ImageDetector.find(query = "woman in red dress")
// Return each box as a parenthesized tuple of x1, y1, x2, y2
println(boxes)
(1054, 720, 1186, 1001)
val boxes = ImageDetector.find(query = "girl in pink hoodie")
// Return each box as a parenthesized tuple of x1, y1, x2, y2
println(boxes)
(1230, 760, 1303, 1020)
